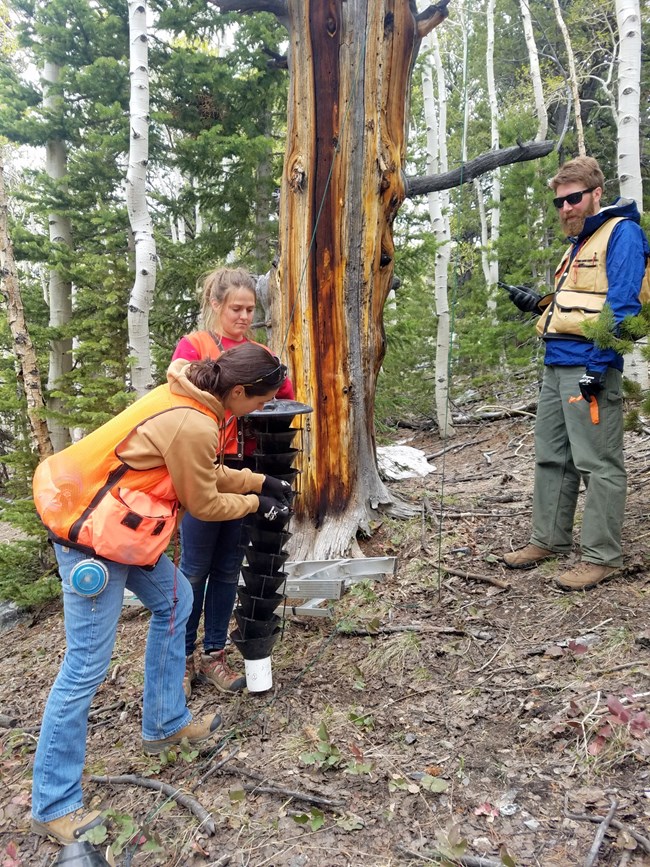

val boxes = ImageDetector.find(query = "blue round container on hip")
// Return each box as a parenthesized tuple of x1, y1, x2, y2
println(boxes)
(69, 559, 109, 597)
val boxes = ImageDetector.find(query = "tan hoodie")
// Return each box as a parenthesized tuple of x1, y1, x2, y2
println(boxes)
(115, 359, 265, 522)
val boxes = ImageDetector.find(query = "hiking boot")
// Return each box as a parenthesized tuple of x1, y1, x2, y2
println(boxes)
(32, 809, 104, 844)
(198, 650, 245, 694)
(555, 562, 619, 592)
(503, 544, 555, 569)
(142, 712, 222, 755)
(183, 654, 196, 701)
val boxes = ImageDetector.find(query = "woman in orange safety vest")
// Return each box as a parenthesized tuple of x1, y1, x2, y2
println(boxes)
(31, 344, 292, 845)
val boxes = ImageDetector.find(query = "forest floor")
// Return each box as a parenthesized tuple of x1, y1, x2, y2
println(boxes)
(1, 410, 649, 867)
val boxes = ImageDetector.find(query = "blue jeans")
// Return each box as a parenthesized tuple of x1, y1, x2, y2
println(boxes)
(32, 544, 193, 823)
(181, 512, 248, 656)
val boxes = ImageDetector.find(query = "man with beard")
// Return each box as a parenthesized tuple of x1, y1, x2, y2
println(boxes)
(501, 156, 649, 590)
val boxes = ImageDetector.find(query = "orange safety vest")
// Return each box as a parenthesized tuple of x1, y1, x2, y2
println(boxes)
(33, 385, 217, 567)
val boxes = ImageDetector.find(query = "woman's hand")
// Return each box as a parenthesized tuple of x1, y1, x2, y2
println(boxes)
(261, 475, 292, 506)
(256, 495, 291, 523)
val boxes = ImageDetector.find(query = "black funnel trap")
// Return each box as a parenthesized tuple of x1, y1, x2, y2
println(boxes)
(246, 527, 292, 553)
(237, 588, 284, 619)
(241, 567, 287, 596)
(234, 610, 282, 639)
(55, 842, 111, 866)
(248, 509, 293, 531)
(253, 449, 300, 473)
(255, 430, 298, 451)
(270, 468, 300, 486)
(231, 626, 282, 660)
(247, 398, 313, 433)
(245, 547, 289, 574)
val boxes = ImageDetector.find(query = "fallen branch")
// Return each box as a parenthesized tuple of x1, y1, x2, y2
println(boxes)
(441, 565, 510, 590)
(425, 436, 491, 461)
(221, 766, 344, 808)
(471, 403, 537, 420)
(240, 782, 344, 807)
(192, 745, 240, 792)
(337, 624, 464, 637)
(584, 799, 617, 867)
(565, 808, 650, 855)
(90, 774, 216, 836)
(395, 843, 503, 866)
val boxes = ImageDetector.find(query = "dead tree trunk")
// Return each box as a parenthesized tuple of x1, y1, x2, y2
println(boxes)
(215, 0, 554, 559)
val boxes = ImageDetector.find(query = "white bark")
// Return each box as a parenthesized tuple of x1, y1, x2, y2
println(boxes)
(126, 0, 155, 395)
(43, 61, 73, 452)
(482, 0, 500, 318)
(615, 0, 642, 204)
(519, 0, 547, 142)
(551, 0, 586, 156)
(424, 31, 454, 439)
(615, 0, 647, 388)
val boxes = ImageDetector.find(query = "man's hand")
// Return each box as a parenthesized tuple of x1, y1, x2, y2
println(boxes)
(256, 495, 291, 523)
(578, 370, 604, 402)
(261, 475, 292, 506)
(498, 281, 542, 313)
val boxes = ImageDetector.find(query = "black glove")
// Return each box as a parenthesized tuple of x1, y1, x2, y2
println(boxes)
(578, 370, 604, 402)
(261, 475, 292, 506)
(256, 495, 291, 523)
(499, 281, 542, 313)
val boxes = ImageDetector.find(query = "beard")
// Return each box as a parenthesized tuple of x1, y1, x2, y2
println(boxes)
(559, 198, 598, 236)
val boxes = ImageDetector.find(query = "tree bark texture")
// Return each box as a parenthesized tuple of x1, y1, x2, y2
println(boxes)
(126, 0, 156, 396)
(269, 1, 448, 557)
(43, 61, 73, 452)
(0, 152, 53, 459)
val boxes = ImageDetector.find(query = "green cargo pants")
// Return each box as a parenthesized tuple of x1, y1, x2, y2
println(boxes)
(530, 365, 626, 567)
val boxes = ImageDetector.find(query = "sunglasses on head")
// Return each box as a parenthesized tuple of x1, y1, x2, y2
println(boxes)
(242, 358, 288, 388)
(552, 187, 595, 209)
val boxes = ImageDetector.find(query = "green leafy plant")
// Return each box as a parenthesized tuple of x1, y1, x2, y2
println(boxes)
(299, 722, 343, 770)
(291, 807, 325, 832)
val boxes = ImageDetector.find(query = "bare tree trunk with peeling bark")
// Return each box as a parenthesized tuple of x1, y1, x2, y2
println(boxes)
(551, 0, 585, 156)
(478, 0, 500, 320)
(615, 0, 647, 389)
(519, 0, 547, 142)
(423, 31, 454, 439)
(43, 61, 73, 452)
(0, 151, 53, 459)
(215, 0, 555, 559)
(126, 0, 156, 395)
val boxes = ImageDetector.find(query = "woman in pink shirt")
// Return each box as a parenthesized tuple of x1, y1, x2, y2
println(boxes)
(172, 267, 294, 698)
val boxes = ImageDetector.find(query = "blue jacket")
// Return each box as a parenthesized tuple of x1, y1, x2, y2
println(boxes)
(543, 197, 649, 372)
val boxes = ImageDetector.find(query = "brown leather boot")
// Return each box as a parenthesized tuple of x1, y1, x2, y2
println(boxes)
(555, 562, 618, 591)
(142, 711, 222, 755)
(198, 650, 245, 694)
(503, 544, 555, 569)
(31, 809, 104, 844)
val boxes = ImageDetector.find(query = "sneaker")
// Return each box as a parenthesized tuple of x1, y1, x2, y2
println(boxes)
(198, 650, 246, 694)
(555, 562, 619, 591)
(142, 712, 222, 755)
(32, 808, 104, 844)
(503, 544, 556, 569)
(183, 654, 196, 701)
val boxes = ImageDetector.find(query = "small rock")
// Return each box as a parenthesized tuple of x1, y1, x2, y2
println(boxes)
(524, 818, 541, 831)
(404, 732, 417, 745)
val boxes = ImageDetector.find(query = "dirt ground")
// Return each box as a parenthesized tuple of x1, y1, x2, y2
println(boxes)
(1, 415, 649, 867)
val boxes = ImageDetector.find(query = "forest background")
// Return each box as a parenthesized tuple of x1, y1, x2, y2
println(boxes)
(0, 0, 648, 604)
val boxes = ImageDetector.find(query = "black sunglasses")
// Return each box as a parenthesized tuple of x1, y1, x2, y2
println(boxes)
(552, 188, 595, 209)
(242, 359, 288, 388)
